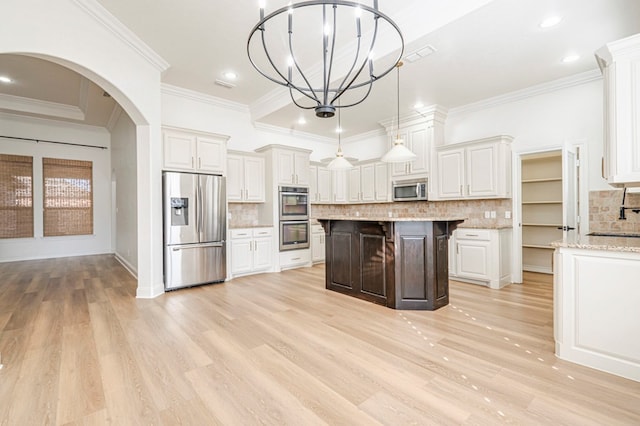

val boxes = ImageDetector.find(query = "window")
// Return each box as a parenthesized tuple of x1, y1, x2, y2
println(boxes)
(0, 154, 34, 239)
(43, 158, 93, 237)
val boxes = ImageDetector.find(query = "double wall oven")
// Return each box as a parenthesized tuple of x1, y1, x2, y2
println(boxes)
(279, 186, 310, 251)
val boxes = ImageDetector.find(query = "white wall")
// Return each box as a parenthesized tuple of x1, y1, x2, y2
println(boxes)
(110, 110, 138, 274)
(0, 113, 112, 261)
(445, 76, 609, 192)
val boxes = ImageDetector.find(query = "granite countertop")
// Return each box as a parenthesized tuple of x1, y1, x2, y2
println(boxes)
(458, 225, 513, 230)
(229, 224, 273, 229)
(552, 234, 640, 253)
(316, 216, 467, 222)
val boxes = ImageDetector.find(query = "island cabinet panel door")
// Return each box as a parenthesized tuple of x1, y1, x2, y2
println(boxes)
(328, 230, 354, 291)
(359, 232, 387, 305)
(397, 235, 427, 300)
(434, 234, 450, 304)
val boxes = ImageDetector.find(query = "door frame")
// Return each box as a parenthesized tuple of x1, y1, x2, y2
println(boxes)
(511, 142, 588, 283)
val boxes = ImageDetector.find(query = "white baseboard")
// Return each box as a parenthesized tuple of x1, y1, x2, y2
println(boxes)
(523, 264, 553, 274)
(113, 252, 137, 278)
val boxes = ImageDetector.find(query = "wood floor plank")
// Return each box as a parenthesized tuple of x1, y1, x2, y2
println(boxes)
(0, 255, 639, 425)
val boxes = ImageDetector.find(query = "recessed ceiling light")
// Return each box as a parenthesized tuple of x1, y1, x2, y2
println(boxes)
(414, 102, 424, 109)
(539, 16, 562, 29)
(562, 54, 580, 64)
(297, 117, 306, 125)
(336, 126, 343, 133)
(0, 76, 12, 84)
(223, 71, 238, 80)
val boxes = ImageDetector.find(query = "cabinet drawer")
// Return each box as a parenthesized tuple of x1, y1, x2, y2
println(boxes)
(252, 227, 273, 238)
(455, 229, 491, 241)
(230, 229, 253, 239)
(279, 249, 311, 268)
(311, 224, 324, 234)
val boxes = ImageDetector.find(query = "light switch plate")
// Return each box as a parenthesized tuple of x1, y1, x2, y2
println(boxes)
(484, 211, 490, 219)
(490, 211, 496, 219)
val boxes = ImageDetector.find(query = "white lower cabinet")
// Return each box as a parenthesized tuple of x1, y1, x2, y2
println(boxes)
(230, 227, 273, 277)
(311, 224, 325, 263)
(449, 228, 512, 289)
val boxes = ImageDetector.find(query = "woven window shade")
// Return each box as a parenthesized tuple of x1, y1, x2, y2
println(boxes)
(43, 158, 93, 237)
(0, 154, 34, 239)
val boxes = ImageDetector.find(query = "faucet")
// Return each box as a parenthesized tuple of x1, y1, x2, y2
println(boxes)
(619, 188, 640, 220)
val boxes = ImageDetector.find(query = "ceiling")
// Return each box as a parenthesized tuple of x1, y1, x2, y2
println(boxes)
(1, 0, 640, 138)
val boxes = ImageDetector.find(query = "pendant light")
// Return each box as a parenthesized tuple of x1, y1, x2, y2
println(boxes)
(327, 105, 353, 170)
(381, 61, 417, 163)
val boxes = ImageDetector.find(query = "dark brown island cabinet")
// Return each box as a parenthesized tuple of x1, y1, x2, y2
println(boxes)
(318, 218, 465, 311)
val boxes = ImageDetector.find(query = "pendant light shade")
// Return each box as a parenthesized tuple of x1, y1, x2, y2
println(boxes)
(381, 61, 416, 163)
(327, 105, 353, 170)
(381, 136, 417, 163)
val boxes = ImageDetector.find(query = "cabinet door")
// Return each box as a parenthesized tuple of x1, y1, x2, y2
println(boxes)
(456, 240, 490, 280)
(407, 125, 429, 175)
(231, 238, 253, 274)
(312, 233, 325, 262)
(276, 151, 295, 185)
(226, 154, 244, 202)
(348, 167, 362, 202)
(360, 164, 376, 202)
(253, 237, 273, 271)
(197, 136, 225, 173)
(466, 143, 498, 197)
(163, 131, 196, 170)
(374, 162, 389, 201)
(309, 166, 318, 203)
(317, 167, 332, 203)
(332, 170, 348, 203)
(437, 148, 465, 199)
(294, 152, 310, 185)
(244, 156, 265, 202)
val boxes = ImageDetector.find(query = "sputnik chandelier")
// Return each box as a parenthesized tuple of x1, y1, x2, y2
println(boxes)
(247, 0, 404, 118)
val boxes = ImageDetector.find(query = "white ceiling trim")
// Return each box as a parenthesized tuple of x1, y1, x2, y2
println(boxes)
(71, 0, 169, 72)
(106, 103, 123, 132)
(448, 69, 603, 117)
(0, 93, 85, 121)
(253, 122, 336, 145)
(78, 77, 89, 115)
(161, 84, 249, 114)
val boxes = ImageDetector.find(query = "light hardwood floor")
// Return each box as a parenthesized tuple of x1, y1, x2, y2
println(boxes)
(1, 255, 639, 425)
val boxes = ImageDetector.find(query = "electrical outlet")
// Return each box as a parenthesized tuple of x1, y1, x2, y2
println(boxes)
(490, 211, 496, 219)
(505, 211, 511, 219)
(484, 211, 490, 219)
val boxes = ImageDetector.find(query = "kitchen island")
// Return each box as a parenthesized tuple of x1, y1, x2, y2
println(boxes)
(553, 234, 640, 382)
(318, 217, 465, 310)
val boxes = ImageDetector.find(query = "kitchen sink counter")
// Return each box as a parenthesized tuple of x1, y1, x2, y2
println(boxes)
(229, 224, 273, 229)
(551, 233, 640, 253)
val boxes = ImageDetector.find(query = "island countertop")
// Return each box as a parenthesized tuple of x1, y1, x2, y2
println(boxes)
(315, 216, 467, 222)
(551, 234, 640, 254)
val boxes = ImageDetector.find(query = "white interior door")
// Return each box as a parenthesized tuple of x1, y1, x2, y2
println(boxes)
(562, 146, 579, 238)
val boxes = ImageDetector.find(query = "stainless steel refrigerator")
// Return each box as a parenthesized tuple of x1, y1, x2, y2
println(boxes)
(163, 171, 226, 290)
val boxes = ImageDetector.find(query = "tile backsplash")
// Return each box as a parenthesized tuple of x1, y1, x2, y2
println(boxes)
(590, 190, 640, 233)
(311, 199, 513, 228)
(228, 203, 262, 228)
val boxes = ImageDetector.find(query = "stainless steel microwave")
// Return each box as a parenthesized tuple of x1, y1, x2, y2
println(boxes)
(392, 178, 428, 201)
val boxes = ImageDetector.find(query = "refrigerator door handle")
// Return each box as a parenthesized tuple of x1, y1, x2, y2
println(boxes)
(197, 182, 203, 238)
(172, 242, 224, 250)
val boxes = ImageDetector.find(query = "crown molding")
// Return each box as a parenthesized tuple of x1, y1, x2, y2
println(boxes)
(161, 84, 249, 114)
(253, 122, 335, 145)
(448, 69, 602, 117)
(379, 104, 449, 130)
(0, 111, 109, 133)
(71, 0, 169, 72)
(0, 93, 85, 121)
(106, 103, 123, 132)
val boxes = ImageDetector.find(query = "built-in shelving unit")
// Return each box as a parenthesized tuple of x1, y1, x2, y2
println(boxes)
(521, 151, 562, 274)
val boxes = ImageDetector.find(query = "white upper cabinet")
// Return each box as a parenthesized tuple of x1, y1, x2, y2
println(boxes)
(227, 151, 265, 203)
(257, 145, 311, 186)
(390, 124, 430, 178)
(309, 164, 331, 204)
(347, 162, 389, 203)
(435, 135, 512, 200)
(596, 33, 640, 187)
(332, 169, 348, 203)
(163, 127, 228, 174)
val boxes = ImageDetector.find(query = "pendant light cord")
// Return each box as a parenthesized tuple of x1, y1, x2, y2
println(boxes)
(396, 61, 403, 141)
